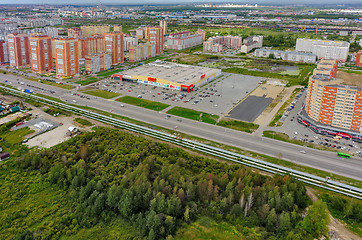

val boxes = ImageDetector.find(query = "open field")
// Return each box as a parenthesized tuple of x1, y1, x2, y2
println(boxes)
(116, 96, 170, 111)
(82, 89, 121, 99)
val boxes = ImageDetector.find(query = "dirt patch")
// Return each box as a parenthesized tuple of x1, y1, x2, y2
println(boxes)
(337, 71, 362, 88)
(250, 84, 284, 99)
(306, 187, 361, 240)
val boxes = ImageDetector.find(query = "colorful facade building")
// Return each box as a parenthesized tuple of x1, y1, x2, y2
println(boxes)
(7, 33, 30, 68)
(29, 34, 53, 73)
(104, 32, 124, 65)
(85, 52, 112, 74)
(147, 27, 164, 55)
(165, 31, 203, 50)
(128, 43, 156, 62)
(55, 37, 79, 78)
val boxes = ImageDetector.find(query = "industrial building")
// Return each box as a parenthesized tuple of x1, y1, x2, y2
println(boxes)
(296, 38, 350, 62)
(128, 43, 156, 62)
(85, 52, 111, 74)
(165, 31, 203, 50)
(356, 50, 362, 67)
(55, 37, 79, 78)
(7, 33, 30, 68)
(29, 34, 53, 73)
(104, 32, 124, 65)
(114, 60, 221, 92)
(254, 48, 317, 63)
(81, 25, 110, 37)
(124, 36, 138, 51)
(240, 35, 263, 53)
(148, 27, 164, 55)
(298, 59, 362, 141)
(203, 35, 242, 52)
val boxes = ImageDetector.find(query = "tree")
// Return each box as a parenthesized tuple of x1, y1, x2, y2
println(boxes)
(279, 211, 291, 233)
(266, 208, 277, 232)
(301, 200, 329, 237)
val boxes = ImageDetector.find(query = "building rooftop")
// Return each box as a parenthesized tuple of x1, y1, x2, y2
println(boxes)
(121, 60, 220, 86)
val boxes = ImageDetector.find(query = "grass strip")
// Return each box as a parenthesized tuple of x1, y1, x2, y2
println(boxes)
(116, 96, 170, 111)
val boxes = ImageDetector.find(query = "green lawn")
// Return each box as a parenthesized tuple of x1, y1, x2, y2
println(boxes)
(75, 77, 99, 86)
(96, 69, 122, 78)
(82, 90, 120, 99)
(116, 96, 170, 111)
(2, 127, 34, 144)
(26, 77, 74, 89)
(167, 107, 219, 124)
(217, 119, 259, 133)
(74, 118, 93, 126)
(174, 216, 246, 240)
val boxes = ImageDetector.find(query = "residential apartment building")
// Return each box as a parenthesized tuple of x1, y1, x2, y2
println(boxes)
(0, 40, 9, 63)
(223, 35, 242, 49)
(7, 33, 30, 68)
(85, 52, 112, 74)
(79, 35, 105, 59)
(81, 25, 110, 37)
(68, 27, 82, 38)
(203, 35, 243, 52)
(304, 59, 362, 133)
(29, 34, 53, 73)
(148, 27, 164, 55)
(296, 38, 350, 62)
(113, 24, 122, 32)
(55, 37, 79, 78)
(254, 48, 317, 63)
(104, 32, 124, 65)
(356, 50, 362, 67)
(197, 29, 206, 41)
(165, 31, 203, 50)
(124, 36, 138, 51)
(159, 20, 167, 35)
(128, 43, 156, 62)
(240, 35, 263, 53)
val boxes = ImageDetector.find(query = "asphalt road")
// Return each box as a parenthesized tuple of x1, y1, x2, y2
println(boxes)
(2, 74, 362, 181)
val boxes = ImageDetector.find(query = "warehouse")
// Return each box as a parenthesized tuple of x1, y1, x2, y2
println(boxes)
(113, 60, 221, 92)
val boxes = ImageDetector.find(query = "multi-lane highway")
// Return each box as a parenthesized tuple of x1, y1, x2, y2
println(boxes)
(1, 73, 362, 181)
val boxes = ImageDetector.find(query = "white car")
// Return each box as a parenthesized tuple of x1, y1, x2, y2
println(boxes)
(120, 104, 125, 107)
(300, 150, 306, 154)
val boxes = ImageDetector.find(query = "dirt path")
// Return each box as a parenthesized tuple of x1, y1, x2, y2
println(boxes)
(306, 187, 361, 240)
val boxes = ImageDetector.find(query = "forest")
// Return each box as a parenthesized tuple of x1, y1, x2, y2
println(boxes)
(1, 127, 338, 239)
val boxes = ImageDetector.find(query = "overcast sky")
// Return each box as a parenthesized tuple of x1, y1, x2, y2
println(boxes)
(2, 0, 362, 5)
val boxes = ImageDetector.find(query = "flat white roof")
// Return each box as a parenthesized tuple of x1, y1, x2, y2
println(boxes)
(122, 60, 220, 86)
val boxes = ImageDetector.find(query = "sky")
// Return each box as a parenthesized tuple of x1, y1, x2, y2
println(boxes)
(2, 0, 362, 5)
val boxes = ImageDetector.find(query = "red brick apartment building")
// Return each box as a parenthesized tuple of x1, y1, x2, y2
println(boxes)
(104, 32, 124, 65)
(55, 37, 79, 78)
(148, 27, 164, 55)
(29, 34, 53, 73)
(7, 33, 30, 68)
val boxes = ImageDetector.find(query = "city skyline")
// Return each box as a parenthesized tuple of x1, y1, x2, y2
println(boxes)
(4, 0, 362, 5)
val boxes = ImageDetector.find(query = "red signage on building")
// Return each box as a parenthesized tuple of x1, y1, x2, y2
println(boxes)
(200, 74, 205, 80)
(148, 77, 157, 82)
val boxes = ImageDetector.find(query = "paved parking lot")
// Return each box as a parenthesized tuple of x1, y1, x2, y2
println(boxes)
(88, 72, 265, 116)
(229, 95, 273, 122)
(268, 89, 362, 155)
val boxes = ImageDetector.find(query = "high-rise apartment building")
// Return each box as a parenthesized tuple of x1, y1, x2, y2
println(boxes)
(0, 40, 9, 63)
(104, 32, 124, 65)
(296, 38, 350, 62)
(79, 35, 105, 59)
(129, 43, 156, 62)
(81, 25, 110, 37)
(304, 59, 362, 132)
(159, 20, 167, 35)
(85, 52, 112, 74)
(148, 27, 164, 55)
(124, 36, 138, 51)
(68, 27, 83, 38)
(55, 37, 79, 78)
(29, 34, 53, 73)
(7, 33, 30, 68)
(356, 50, 362, 67)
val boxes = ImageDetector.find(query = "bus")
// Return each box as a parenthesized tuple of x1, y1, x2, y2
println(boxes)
(337, 152, 351, 158)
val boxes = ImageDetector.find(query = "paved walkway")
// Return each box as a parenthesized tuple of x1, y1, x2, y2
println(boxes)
(253, 86, 301, 137)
